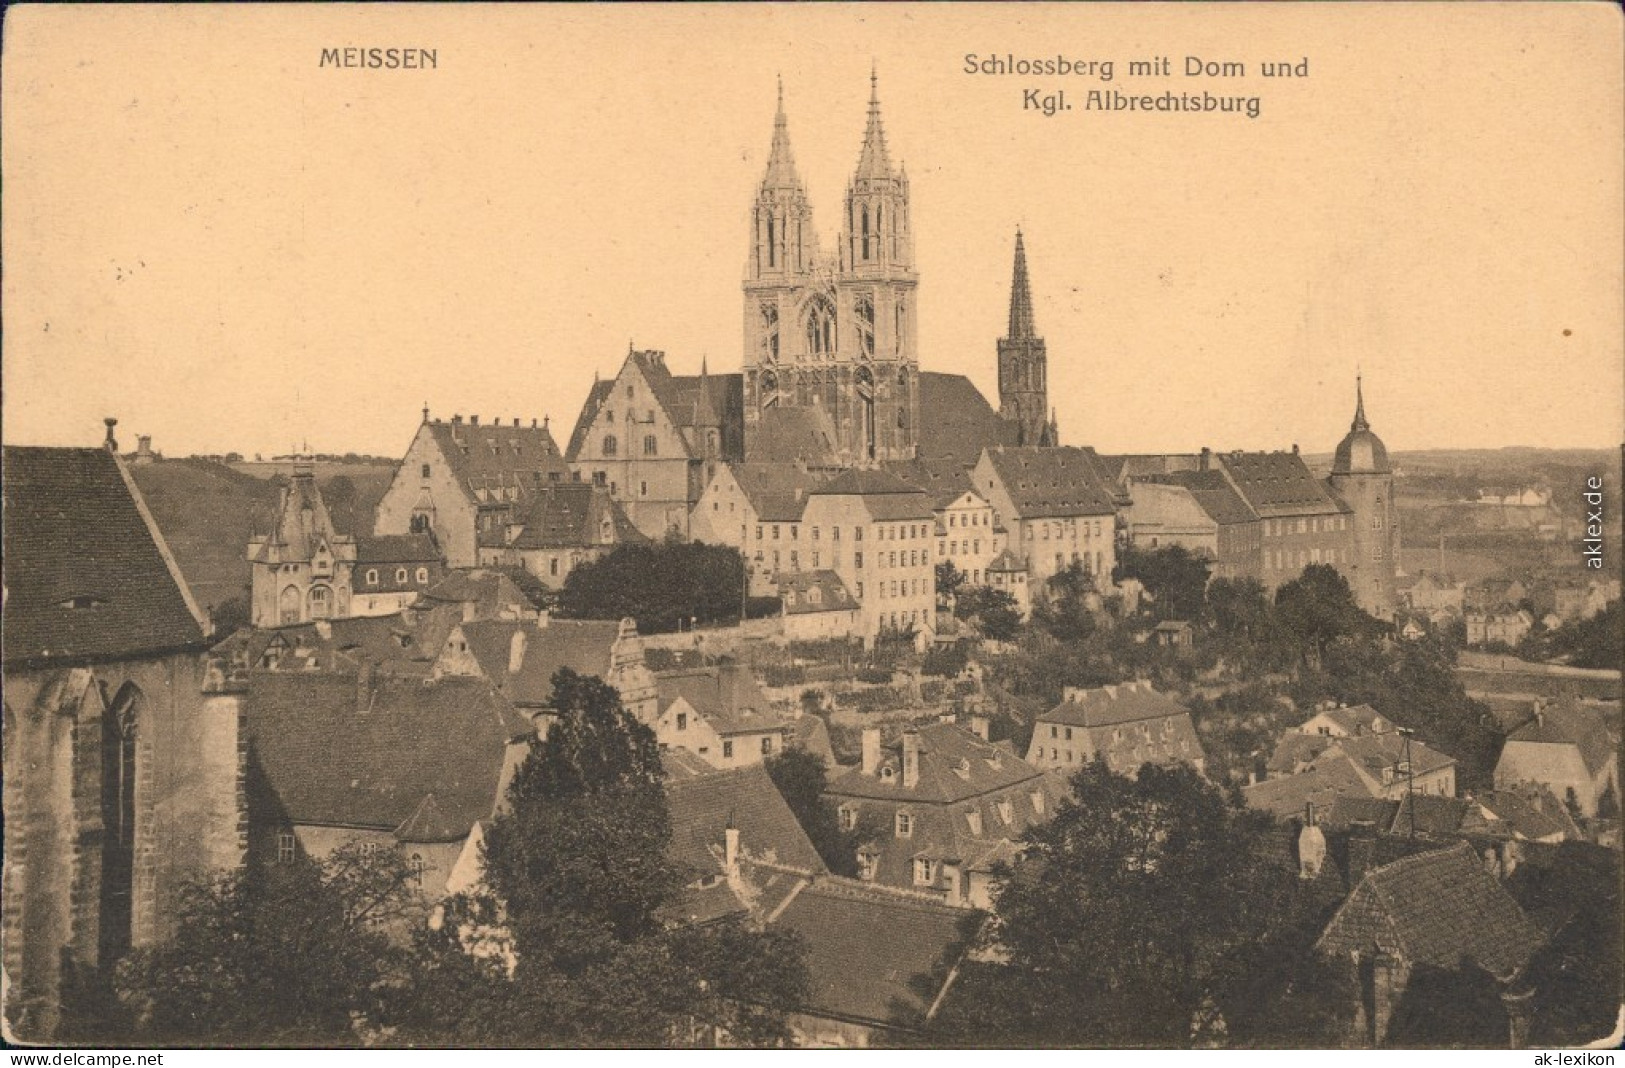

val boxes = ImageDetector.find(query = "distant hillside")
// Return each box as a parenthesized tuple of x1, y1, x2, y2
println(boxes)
(131, 458, 397, 615)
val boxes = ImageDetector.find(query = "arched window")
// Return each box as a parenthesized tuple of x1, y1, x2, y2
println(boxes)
(366, 569, 379, 586)
(805, 298, 835, 357)
(279, 585, 301, 625)
(861, 206, 870, 259)
(395, 567, 408, 584)
(415, 567, 429, 584)
(760, 369, 780, 408)
(766, 214, 776, 267)
(760, 304, 779, 362)
(409, 513, 430, 534)
(602, 434, 618, 457)
(855, 297, 875, 357)
(100, 684, 142, 963)
(308, 585, 332, 619)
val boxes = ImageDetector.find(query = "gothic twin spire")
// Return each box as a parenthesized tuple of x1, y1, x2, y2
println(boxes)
(760, 67, 902, 196)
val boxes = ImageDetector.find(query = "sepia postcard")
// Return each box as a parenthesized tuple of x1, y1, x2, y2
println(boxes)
(2, 2, 1621, 1054)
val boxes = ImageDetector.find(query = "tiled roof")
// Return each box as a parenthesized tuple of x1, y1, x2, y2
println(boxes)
(725, 462, 825, 523)
(827, 722, 1050, 805)
(915, 372, 1018, 466)
(1041, 682, 1192, 729)
(1336, 732, 1457, 781)
(213, 604, 466, 677)
(1148, 469, 1260, 527)
(1301, 704, 1388, 737)
(568, 353, 744, 463)
(244, 671, 525, 838)
(565, 379, 615, 461)
(808, 469, 934, 521)
(4, 446, 207, 665)
(1504, 700, 1618, 778)
(1321, 794, 1402, 833)
(750, 407, 841, 468)
(418, 568, 534, 617)
(986, 548, 1026, 573)
(773, 878, 973, 1028)
(791, 714, 836, 765)
(981, 446, 1117, 518)
(1216, 451, 1349, 519)
(356, 533, 442, 564)
(1268, 733, 1337, 775)
(1316, 841, 1544, 979)
(252, 469, 347, 563)
(1387, 794, 1482, 837)
(508, 482, 645, 550)
(660, 748, 718, 780)
(657, 664, 784, 736)
(456, 618, 622, 707)
(1244, 755, 1375, 820)
(884, 456, 979, 510)
(779, 570, 856, 615)
(425, 420, 569, 502)
(1473, 786, 1579, 842)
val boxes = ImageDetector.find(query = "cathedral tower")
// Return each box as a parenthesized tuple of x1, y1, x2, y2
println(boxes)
(743, 72, 919, 466)
(1328, 376, 1398, 619)
(997, 229, 1054, 446)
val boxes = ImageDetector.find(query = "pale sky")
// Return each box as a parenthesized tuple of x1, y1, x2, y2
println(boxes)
(3, 3, 1621, 458)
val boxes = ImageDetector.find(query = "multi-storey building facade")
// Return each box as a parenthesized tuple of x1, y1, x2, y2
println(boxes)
(971, 445, 1118, 591)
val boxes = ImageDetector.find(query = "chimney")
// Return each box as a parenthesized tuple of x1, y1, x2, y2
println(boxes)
(1299, 802, 1327, 879)
(471, 414, 479, 426)
(969, 714, 990, 741)
(509, 629, 527, 675)
(1501, 986, 1536, 1050)
(861, 728, 881, 776)
(452, 414, 463, 425)
(1292, 443, 1300, 455)
(513, 417, 520, 427)
(902, 729, 921, 789)
(104, 417, 119, 452)
(724, 823, 740, 875)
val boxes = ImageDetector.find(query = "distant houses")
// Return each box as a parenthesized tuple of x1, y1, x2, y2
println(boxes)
(1025, 682, 1205, 778)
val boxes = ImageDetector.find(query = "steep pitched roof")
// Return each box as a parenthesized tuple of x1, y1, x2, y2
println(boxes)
(252, 468, 347, 563)
(566, 379, 615, 461)
(1302, 704, 1389, 737)
(1473, 786, 1580, 842)
(827, 722, 1049, 805)
(915, 372, 1018, 465)
(1244, 755, 1375, 820)
(244, 672, 525, 838)
(1148, 469, 1260, 527)
(1336, 732, 1457, 782)
(773, 878, 972, 1029)
(885, 456, 978, 509)
(4, 446, 207, 665)
(1316, 841, 1544, 979)
(808, 468, 934, 521)
(213, 604, 466, 677)
(508, 482, 645, 550)
(981, 446, 1117, 518)
(1504, 700, 1617, 778)
(666, 764, 826, 879)
(424, 419, 569, 502)
(455, 618, 623, 707)
(418, 568, 533, 618)
(1217, 451, 1349, 518)
(1040, 682, 1192, 729)
(750, 407, 841, 468)
(657, 664, 784, 735)
(356, 533, 442, 565)
(779, 570, 856, 615)
(726, 462, 824, 523)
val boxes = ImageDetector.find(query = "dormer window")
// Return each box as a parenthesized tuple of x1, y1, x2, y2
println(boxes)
(880, 765, 896, 783)
(997, 800, 1014, 825)
(839, 806, 858, 831)
(366, 569, 379, 586)
(895, 811, 913, 838)
(1031, 790, 1046, 815)
(415, 567, 429, 584)
(965, 809, 982, 836)
(56, 594, 106, 610)
(913, 858, 936, 886)
(395, 567, 408, 584)
(676, 712, 687, 731)
(858, 851, 878, 881)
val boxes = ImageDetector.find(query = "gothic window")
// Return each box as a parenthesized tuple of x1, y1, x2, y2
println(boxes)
(409, 513, 430, 534)
(100, 684, 141, 964)
(760, 304, 780, 363)
(805, 297, 835, 358)
(603, 434, 618, 457)
(308, 585, 332, 619)
(856, 297, 875, 357)
(861, 206, 870, 260)
(895, 299, 905, 354)
(760, 369, 779, 408)
(279, 585, 301, 625)
(767, 214, 776, 268)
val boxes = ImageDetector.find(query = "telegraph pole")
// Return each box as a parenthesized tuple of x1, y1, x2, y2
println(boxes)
(1399, 727, 1417, 838)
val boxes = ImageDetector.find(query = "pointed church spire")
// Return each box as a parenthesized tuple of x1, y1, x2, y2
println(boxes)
(761, 75, 803, 191)
(853, 64, 894, 182)
(1007, 228, 1037, 339)
(1351, 374, 1369, 432)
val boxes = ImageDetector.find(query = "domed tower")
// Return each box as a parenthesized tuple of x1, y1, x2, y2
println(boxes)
(1328, 376, 1398, 619)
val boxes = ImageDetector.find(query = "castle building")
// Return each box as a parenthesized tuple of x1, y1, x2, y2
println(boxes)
(997, 229, 1057, 447)
(1328, 377, 1399, 619)
(741, 75, 920, 467)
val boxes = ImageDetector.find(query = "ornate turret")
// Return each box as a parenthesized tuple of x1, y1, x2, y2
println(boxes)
(1328, 375, 1397, 619)
(1332, 375, 1391, 475)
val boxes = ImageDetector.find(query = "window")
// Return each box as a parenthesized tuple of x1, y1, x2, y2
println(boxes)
(723, 740, 734, 759)
(1372, 515, 1384, 529)
(997, 800, 1013, 825)
(895, 812, 913, 837)
(858, 852, 878, 881)
(761, 736, 774, 756)
(1032, 791, 1046, 815)
(415, 567, 429, 584)
(773, 525, 780, 540)
(550, 557, 560, 577)
(277, 832, 296, 864)
(395, 567, 408, 584)
(1050, 725, 1058, 739)
(643, 435, 657, 456)
(1065, 727, 1073, 741)
(914, 858, 935, 885)
(676, 712, 687, 731)
(420, 463, 431, 478)
(366, 568, 379, 586)
(756, 525, 764, 540)
(308, 585, 332, 620)
(640, 481, 649, 497)
(410, 853, 426, 885)
(855, 552, 864, 569)
(603, 434, 618, 456)
(966, 809, 982, 835)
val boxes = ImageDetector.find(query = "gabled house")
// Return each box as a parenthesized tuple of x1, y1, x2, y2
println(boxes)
(1296, 703, 1393, 739)
(1027, 681, 1205, 777)
(1137, 468, 1263, 582)
(478, 481, 646, 589)
(885, 455, 1003, 589)
(652, 664, 788, 769)
(971, 445, 1117, 591)
(431, 616, 659, 728)
(373, 412, 569, 568)
(1315, 841, 1545, 1047)
(824, 722, 1064, 906)
(778, 570, 863, 642)
(3, 437, 244, 1040)
(565, 349, 744, 541)
(212, 601, 467, 679)
(687, 461, 825, 596)
(1466, 607, 1534, 648)
(1406, 572, 1465, 615)
(417, 567, 540, 622)
(1494, 699, 1619, 818)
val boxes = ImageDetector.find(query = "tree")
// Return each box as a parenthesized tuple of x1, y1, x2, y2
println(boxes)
(115, 843, 420, 1044)
(935, 561, 966, 605)
(764, 747, 861, 877)
(1545, 600, 1624, 670)
(1274, 565, 1383, 667)
(405, 669, 808, 1047)
(1205, 576, 1273, 640)
(1115, 544, 1211, 622)
(1032, 561, 1097, 643)
(558, 543, 747, 632)
(927, 761, 1351, 1047)
(955, 585, 1022, 642)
